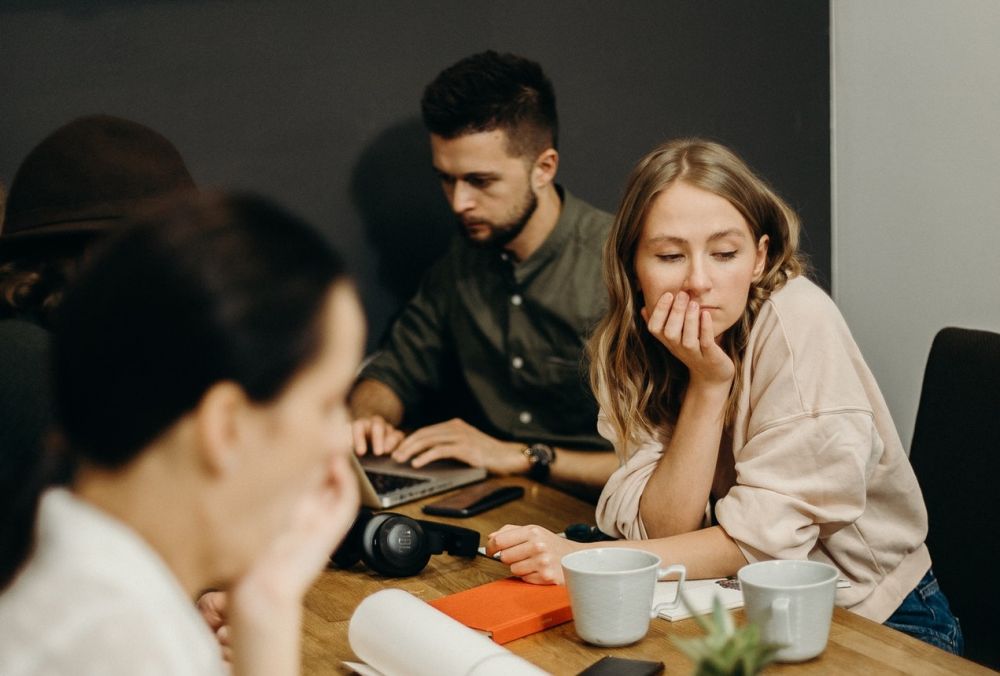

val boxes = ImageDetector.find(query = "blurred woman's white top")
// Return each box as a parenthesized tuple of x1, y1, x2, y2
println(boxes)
(0, 488, 225, 675)
(596, 276, 931, 623)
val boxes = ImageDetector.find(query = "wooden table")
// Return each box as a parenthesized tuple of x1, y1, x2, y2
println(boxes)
(302, 477, 991, 675)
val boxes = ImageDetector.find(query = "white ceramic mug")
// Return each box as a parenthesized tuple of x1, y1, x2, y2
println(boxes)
(561, 548, 686, 647)
(737, 560, 838, 662)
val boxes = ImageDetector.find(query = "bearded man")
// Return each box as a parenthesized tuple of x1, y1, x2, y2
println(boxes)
(351, 51, 616, 492)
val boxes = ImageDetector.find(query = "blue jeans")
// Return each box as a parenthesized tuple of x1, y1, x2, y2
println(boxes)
(884, 569, 964, 655)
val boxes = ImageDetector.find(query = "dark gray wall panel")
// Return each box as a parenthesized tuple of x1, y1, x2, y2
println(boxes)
(0, 1, 830, 350)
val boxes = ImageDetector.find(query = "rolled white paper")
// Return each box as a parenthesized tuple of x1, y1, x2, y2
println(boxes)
(348, 588, 549, 676)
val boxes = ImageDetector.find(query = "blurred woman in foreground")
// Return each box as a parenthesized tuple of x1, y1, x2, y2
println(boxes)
(0, 192, 363, 674)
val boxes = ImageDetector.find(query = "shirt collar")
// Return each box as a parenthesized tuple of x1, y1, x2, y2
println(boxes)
(509, 184, 579, 285)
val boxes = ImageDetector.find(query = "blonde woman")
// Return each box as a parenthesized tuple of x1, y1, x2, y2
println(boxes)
(487, 139, 962, 653)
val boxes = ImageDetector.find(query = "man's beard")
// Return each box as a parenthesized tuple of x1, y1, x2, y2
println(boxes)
(458, 187, 538, 249)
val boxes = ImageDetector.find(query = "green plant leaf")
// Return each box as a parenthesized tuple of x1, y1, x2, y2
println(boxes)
(670, 592, 781, 675)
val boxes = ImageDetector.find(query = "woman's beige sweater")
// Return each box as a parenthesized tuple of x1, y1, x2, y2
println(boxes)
(596, 276, 930, 622)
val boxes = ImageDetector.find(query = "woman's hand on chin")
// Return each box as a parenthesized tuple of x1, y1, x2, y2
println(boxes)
(231, 451, 360, 620)
(223, 452, 360, 676)
(642, 290, 735, 387)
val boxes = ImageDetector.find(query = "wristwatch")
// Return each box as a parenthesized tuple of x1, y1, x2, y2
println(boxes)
(522, 443, 556, 482)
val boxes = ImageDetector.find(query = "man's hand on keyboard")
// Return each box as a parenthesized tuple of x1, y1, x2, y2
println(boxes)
(352, 414, 405, 457)
(389, 418, 529, 475)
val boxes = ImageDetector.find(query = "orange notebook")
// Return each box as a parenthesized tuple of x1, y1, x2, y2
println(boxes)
(428, 577, 572, 645)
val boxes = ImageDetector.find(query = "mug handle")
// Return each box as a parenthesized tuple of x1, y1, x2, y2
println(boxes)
(650, 564, 687, 617)
(771, 597, 791, 645)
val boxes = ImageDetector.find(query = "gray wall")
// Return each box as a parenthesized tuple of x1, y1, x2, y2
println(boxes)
(831, 0, 1000, 451)
(1, 1, 830, 352)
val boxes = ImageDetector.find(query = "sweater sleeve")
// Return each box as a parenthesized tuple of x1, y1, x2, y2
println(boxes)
(714, 278, 889, 563)
(594, 411, 665, 540)
(714, 409, 884, 563)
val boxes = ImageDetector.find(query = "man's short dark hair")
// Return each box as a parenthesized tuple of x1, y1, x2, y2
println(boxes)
(421, 50, 558, 159)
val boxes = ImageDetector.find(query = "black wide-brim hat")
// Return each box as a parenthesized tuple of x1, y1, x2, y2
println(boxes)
(1, 114, 195, 255)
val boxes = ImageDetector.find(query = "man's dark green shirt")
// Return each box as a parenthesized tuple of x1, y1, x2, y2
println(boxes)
(361, 188, 613, 450)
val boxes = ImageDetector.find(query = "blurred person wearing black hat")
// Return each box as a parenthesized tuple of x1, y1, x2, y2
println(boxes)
(0, 113, 195, 324)
(0, 114, 195, 590)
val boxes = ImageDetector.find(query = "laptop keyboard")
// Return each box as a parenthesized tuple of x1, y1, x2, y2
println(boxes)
(365, 470, 431, 494)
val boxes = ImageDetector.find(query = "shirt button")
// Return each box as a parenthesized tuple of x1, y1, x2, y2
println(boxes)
(510, 294, 523, 306)
(519, 411, 532, 424)
(500, 252, 510, 262)
(512, 356, 524, 369)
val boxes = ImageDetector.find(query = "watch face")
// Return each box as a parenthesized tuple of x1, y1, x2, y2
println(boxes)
(531, 444, 554, 464)
(524, 444, 554, 482)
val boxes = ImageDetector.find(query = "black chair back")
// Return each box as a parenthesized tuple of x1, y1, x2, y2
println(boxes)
(909, 326, 1000, 668)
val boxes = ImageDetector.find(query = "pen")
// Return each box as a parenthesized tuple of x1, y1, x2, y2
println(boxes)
(476, 546, 504, 560)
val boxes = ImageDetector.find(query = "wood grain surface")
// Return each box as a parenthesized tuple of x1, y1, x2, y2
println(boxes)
(302, 477, 990, 675)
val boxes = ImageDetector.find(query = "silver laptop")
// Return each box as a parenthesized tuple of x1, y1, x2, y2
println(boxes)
(353, 453, 487, 509)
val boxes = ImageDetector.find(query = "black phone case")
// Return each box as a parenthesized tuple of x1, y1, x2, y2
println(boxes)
(576, 656, 665, 676)
(422, 484, 524, 517)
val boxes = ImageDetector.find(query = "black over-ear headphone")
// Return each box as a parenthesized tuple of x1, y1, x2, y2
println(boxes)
(330, 508, 480, 577)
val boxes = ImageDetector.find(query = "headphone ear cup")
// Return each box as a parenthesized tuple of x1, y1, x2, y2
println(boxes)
(361, 513, 431, 577)
(329, 508, 373, 569)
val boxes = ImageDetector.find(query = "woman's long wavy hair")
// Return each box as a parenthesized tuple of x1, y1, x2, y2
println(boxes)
(589, 139, 806, 458)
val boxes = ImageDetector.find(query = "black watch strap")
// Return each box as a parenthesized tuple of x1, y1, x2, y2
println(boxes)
(523, 443, 555, 482)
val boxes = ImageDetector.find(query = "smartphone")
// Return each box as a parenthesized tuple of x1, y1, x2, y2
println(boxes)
(422, 483, 524, 518)
(577, 656, 664, 676)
